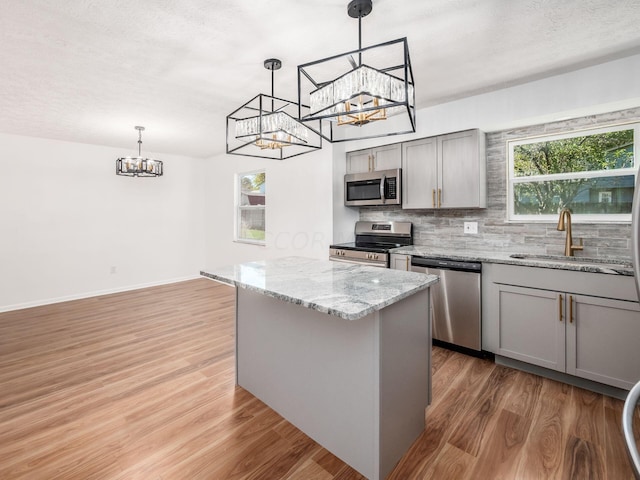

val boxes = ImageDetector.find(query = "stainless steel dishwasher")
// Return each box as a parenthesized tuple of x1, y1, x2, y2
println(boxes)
(411, 257, 482, 353)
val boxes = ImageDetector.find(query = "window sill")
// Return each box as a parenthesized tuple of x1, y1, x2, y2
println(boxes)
(508, 216, 631, 224)
(234, 239, 266, 246)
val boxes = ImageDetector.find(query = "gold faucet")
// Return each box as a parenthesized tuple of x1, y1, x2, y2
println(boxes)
(557, 208, 584, 256)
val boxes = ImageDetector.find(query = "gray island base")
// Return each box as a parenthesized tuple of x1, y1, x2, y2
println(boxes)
(201, 257, 439, 479)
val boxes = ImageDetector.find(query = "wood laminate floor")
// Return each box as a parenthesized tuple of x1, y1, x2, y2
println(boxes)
(0, 278, 638, 479)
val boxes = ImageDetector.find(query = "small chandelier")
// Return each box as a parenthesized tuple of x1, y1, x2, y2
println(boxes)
(226, 58, 322, 160)
(298, 0, 416, 143)
(116, 126, 163, 177)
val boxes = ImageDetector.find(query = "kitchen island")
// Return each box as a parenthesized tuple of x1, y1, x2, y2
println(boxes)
(201, 257, 438, 480)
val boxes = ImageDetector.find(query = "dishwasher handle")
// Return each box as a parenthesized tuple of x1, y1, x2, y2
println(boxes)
(411, 256, 482, 272)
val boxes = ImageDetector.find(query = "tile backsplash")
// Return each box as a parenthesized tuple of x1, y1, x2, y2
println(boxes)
(360, 107, 640, 258)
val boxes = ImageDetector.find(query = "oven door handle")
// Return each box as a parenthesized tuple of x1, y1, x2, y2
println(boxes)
(380, 174, 386, 204)
(329, 257, 387, 268)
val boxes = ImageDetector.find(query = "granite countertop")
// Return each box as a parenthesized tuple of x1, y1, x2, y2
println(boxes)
(391, 246, 634, 276)
(200, 256, 439, 321)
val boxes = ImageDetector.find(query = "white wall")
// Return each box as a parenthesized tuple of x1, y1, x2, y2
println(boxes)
(203, 146, 336, 269)
(0, 133, 205, 311)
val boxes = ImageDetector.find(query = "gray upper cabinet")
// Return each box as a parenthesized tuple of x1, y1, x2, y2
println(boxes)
(402, 129, 486, 209)
(439, 130, 486, 208)
(346, 149, 372, 174)
(402, 137, 438, 209)
(346, 144, 402, 174)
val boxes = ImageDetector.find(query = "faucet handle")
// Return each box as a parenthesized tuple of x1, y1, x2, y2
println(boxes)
(572, 238, 584, 252)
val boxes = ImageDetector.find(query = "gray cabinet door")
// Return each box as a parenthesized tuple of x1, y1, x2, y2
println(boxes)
(566, 294, 640, 390)
(346, 150, 372, 174)
(496, 284, 566, 372)
(347, 144, 402, 174)
(402, 137, 438, 209)
(390, 254, 410, 271)
(438, 129, 485, 208)
(373, 144, 402, 171)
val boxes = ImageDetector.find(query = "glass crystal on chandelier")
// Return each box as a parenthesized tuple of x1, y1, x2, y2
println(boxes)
(235, 111, 310, 150)
(309, 65, 414, 125)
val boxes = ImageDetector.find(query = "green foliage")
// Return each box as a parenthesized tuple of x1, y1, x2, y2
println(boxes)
(240, 172, 266, 192)
(241, 176, 253, 191)
(252, 172, 266, 189)
(513, 130, 634, 214)
(241, 228, 266, 241)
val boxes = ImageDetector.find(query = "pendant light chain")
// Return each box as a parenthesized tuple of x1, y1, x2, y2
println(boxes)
(271, 66, 275, 112)
(358, 15, 362, 66)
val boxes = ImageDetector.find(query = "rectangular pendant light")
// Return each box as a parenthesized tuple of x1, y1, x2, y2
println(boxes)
(226, 59, 323, 160)
(297, 1, 416, 143)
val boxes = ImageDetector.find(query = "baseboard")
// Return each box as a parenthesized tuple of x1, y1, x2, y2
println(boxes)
(495, 354, 629, 400)
(0, 275, 202, 313)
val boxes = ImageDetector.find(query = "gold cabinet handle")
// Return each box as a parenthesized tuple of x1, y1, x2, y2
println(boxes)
(558, 294, 563, 322)
(432, 189, 436, 208)
(405, 256, 409, 270)
(569, 295, 574, 323)
(438, 188, 442, 208)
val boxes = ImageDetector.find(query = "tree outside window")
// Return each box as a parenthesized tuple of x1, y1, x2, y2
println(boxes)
(508, 125, 637, 222)
(236, 170, 266, 243)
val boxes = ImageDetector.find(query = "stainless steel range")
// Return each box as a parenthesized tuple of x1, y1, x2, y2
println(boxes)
(329, 221, 413, 268)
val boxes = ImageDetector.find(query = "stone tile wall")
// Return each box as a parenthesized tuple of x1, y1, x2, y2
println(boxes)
(360, 107, 640, 258)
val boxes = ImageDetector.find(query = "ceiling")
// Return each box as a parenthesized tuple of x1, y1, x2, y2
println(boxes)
(1, 0, 640, 158)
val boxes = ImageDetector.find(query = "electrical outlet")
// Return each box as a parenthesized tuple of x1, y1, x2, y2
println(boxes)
(464, 222, 478, 234)
(110, 266, 117, 274)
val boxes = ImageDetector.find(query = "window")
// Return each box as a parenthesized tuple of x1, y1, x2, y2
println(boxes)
(508, 123, 638, 222)
(236, 170, 266, 244)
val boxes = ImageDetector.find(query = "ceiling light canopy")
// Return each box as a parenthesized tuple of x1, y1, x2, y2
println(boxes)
(298, 0, 416, 143)
(226, 58, 322, 160)
(116, 126, 163, 177)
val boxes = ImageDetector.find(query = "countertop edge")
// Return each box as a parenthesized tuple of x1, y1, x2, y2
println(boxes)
(200, 270, 438, 321)
(390, 247, 634, 276)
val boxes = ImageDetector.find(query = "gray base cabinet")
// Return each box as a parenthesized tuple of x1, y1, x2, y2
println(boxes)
(496, 284, 565, 372)
(486, 263, 640, 390)
(236, 287, 431, 480)
(390, 253, 411, 271)
(568, 295, 640, 389)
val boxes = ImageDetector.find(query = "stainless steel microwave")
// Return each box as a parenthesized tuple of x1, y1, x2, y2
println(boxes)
(344, 168, 402, 207)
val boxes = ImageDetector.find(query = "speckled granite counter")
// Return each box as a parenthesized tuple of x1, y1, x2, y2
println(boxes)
(200, 256, 439, 320)
(391, 246, 634, 276)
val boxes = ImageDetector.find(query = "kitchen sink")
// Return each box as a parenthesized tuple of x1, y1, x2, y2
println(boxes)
(509, 253, 632, 268)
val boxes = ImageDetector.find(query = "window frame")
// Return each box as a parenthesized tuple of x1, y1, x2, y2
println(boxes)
(507, 122, 639, 223)
(234, 169, 266, 246)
